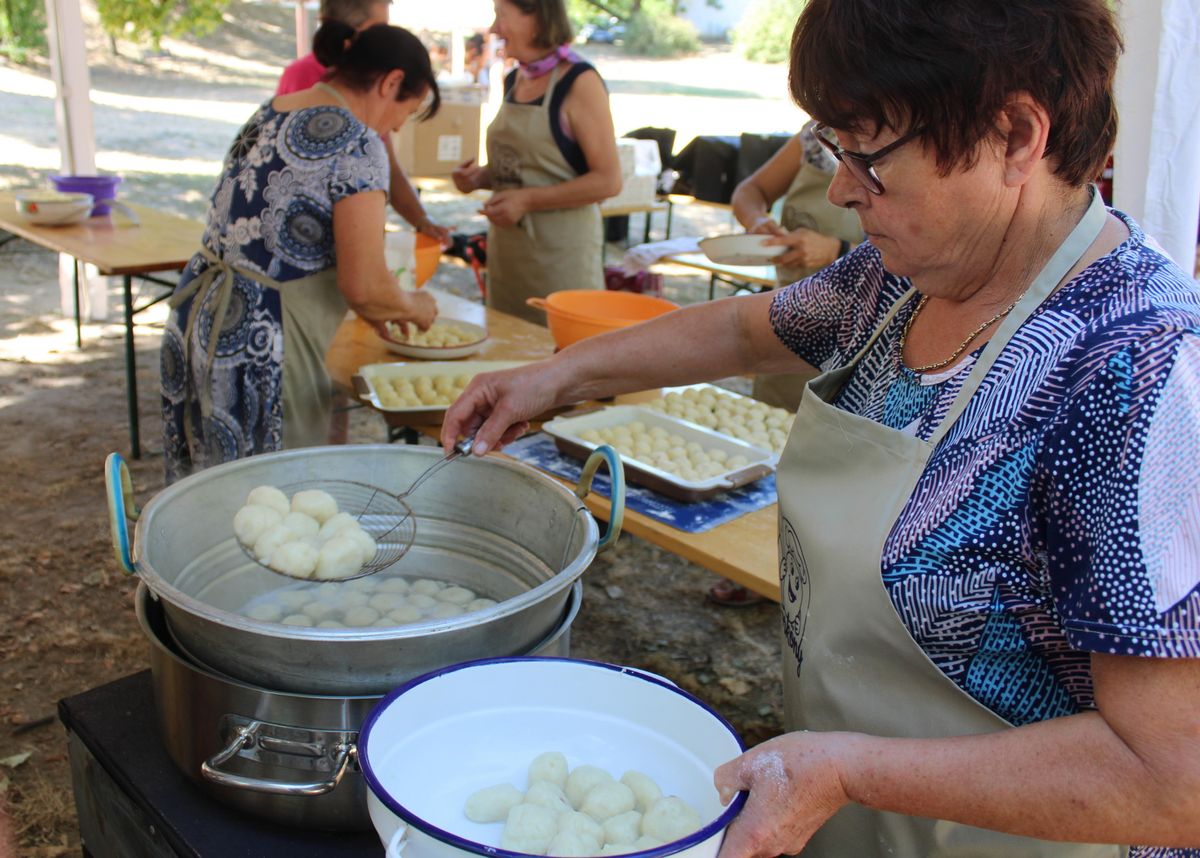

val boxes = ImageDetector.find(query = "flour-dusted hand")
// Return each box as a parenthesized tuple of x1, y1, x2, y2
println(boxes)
(714, 732, 853, 858)
(762, 228, 842, 270)
(453, 158, 489, 194)
(441, 360, 565, 456)
(482, 188, 533, 228)
(400, 289, 438, 330)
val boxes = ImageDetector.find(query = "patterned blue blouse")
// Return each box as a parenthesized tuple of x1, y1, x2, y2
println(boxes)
(160, 103, 388, 482)
(770, 210, 1200, 733)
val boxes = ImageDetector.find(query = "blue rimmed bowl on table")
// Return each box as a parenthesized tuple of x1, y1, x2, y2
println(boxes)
(360, 656, 747, 858)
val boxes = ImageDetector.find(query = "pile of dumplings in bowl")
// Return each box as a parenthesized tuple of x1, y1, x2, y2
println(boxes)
(464, 751, 702, 856)
(232, 485, 379, 580)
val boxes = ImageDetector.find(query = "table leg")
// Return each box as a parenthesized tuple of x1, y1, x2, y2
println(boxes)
(643, 210, 652, 244)
(123, 275, 141, 460)
(664, 200, 673, 240)
(73, 259, 83, 349)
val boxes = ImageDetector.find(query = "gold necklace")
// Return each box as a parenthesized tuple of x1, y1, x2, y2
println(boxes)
(899, 293, 1022, 373)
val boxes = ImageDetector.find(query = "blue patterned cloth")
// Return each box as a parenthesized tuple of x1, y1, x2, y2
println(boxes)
(770, 210, 1200, 731)
(161, 103, 388, 482)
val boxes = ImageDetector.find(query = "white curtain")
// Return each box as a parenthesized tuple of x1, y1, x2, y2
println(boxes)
(1114, 0, 1200, 272)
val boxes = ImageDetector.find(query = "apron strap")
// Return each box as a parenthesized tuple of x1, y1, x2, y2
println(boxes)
(847, 287, 918, 366)
(928, 185, 1107, 446)
(315, 81, 352, 111)
(173, 247, 287, 456)
(540, 65, 563, 113)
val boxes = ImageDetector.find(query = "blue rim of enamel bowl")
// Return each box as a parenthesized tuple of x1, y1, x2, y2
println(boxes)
(359, 656, 749, 858)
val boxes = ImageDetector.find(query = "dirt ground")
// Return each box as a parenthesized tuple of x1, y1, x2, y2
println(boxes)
(0, 8, 785, 855)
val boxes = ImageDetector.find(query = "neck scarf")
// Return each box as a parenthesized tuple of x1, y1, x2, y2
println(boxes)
(518, 43, 583, 78)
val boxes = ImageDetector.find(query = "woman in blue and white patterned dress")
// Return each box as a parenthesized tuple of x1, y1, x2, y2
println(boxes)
(161, 22, 439, 483)
(443, 1, 1200, 855)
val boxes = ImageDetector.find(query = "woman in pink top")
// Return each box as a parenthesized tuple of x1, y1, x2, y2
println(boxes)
(278, 0, 450, 245)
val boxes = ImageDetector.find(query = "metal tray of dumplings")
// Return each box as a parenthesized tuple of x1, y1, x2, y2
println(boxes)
(543, 405, 775, 503)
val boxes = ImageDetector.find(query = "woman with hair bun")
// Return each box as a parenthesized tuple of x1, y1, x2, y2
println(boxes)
(160, 22, 440, 482)
(278, 0, 451, 245)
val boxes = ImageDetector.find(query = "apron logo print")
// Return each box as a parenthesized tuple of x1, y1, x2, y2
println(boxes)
(492, 143, 524, 189)
(779, 515, 811, 676)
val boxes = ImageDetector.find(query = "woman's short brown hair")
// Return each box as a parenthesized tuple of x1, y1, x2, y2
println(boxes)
(789, 0, 1122, 187)
(506, 0, 574, 50)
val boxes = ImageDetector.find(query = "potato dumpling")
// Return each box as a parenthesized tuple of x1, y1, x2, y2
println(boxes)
(371, 373, 475, 409)
(238, 576, 490, 626)
(384, 320, 481, 347)
(645, 388, 795, 452)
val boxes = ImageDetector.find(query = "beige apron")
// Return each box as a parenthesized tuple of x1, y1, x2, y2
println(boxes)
(753, 142, 863, 410)
(171, 248, 345, 453)
(485, 65, 603, 325)
(778, 188, 1125, 857)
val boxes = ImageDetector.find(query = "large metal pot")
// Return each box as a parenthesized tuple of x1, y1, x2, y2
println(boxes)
(108, 444, 624, 694)
(136, 581, 583, 830)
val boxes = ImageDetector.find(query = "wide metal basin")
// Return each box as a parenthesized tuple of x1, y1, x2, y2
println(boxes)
(111, 444, 620, 694)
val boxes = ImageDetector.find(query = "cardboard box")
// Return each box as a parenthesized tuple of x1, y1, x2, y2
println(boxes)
(391, 101, 483, 178)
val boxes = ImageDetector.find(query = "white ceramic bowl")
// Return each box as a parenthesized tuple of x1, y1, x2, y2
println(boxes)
(379, 319, 489, 360)
(698, 234, 781, 266)
(361, 657, 747, 858)
(14, 190, 94, 225)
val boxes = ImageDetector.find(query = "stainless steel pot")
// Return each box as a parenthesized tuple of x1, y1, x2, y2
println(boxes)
(107, 444, 624, 695)
(137, 580, 583, 831)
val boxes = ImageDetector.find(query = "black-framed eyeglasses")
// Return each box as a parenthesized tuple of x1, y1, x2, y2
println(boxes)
(814, 124, 924, 195)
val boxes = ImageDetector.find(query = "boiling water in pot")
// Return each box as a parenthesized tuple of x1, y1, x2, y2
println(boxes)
(239, 572, 500, 629)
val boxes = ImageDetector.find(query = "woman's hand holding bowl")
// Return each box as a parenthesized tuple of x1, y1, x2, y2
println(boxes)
(762, 227, 842, 270)
(714, 732, 854, 858)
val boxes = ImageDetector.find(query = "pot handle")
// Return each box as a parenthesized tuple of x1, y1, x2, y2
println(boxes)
(525, 296, 548, 313)
(104, 452, 139, 575)
(200, 721, 356, 796)
(386, 821, 410, 858)
(574, 443, 625, 552)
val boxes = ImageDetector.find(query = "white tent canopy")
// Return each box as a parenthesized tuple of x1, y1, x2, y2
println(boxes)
(41, 0, 1200, 279)
(1113, 0, 1200, 270)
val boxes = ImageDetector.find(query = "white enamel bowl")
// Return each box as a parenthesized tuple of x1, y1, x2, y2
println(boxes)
(361, 657, 747, 858)
(14, 190, 94, 225)
(698, 234, 781, 266)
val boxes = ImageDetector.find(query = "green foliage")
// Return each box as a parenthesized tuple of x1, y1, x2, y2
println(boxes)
(95, 0, 231, 51)
(734, 0, 802, 63)
(0, 0, 46, 61)
(622, 9, 698, 57)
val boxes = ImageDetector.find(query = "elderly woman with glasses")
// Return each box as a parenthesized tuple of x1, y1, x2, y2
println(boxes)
(441, 1, 1200, 854)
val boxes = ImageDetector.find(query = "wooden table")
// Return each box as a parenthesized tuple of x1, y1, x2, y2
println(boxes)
(325, 290, 780, 600)
(599, 199, 671, 251)
(661, 252, 779, 298)
(0, 192, 203, 458)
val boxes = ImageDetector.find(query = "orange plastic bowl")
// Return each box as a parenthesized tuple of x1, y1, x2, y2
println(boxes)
(414, 234, 441, 287)
(527, 290, 679, 348)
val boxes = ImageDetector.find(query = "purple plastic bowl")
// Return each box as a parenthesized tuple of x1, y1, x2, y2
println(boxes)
(50, 174, 122, 215)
